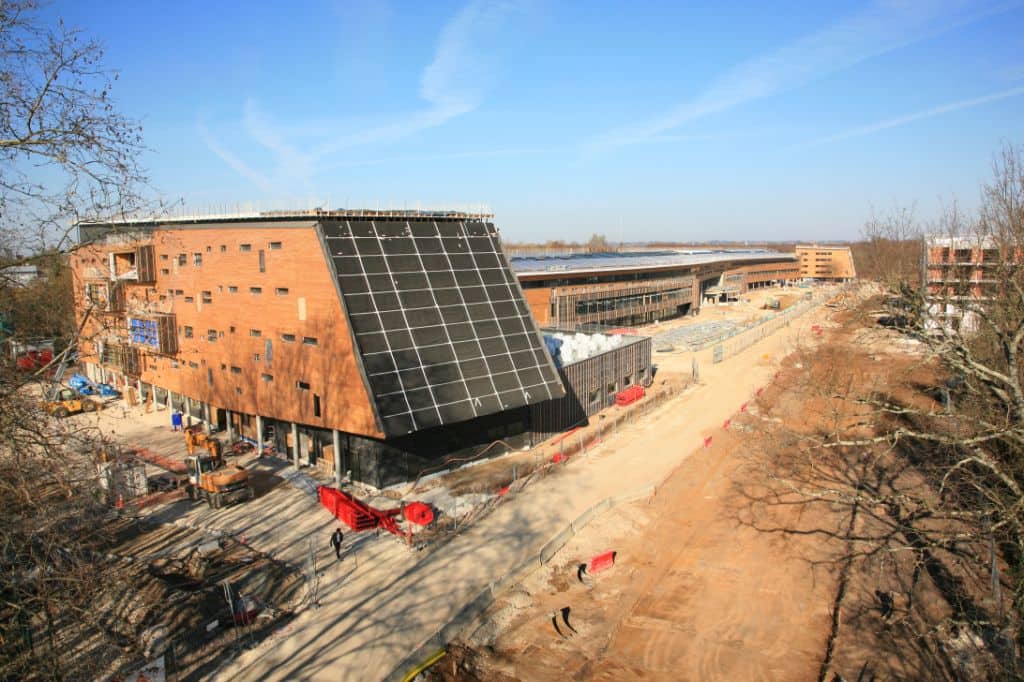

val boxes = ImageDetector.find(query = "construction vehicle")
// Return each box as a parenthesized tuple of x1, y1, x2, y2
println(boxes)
(184, 453, 254, 508)
(44, 386, 101, 418)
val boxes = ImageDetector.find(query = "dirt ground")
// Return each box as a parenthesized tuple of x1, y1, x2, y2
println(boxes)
(443, 292, 1010, 681)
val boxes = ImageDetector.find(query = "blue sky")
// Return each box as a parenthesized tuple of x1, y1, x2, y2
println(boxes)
(48, 0, 1024, 243)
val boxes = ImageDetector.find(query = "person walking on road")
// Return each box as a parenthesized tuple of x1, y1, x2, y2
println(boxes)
(330, 527, 344, 560)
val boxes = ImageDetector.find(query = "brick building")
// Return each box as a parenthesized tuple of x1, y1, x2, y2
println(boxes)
(71, 211, 566, 487)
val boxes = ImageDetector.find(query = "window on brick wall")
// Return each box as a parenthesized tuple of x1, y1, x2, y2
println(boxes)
(184, 326, 193, 338)
(250, 329, 261, 337)
(160, 268, 169, 275)
(240, 243, 252, 252)
(250, 286, 262, 295)
(207, 329, 217, 342)
(261, 373, 273, 382)
(220, 245, 227, 253)
(230, 366, 241, 374)
(201, 291, 212, 303)
(269, 241, 282, 250)
(177, 254, 186, 266)
(175, 289, 184, 296)
(228, 285, 238, 293)
(296, 380, 310, 391)
(281, 333, 295, 342)
(303, 336, 318, 346)
(275, 287, 288, 296)
(184, 296, 194, 303)
(193, 253, 202, 266)
(160, 254, 169, 261)
(259, 250, 266, 273)
(206, 245, 212, 253)
(189, 361, 198, 369)
(313, 394, 321, 417)
(253, 353, 261, 362)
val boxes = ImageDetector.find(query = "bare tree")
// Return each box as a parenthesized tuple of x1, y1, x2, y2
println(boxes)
(0, 0, 149, 255)
(0, 2, 156, 678)
(743, 145, 1024, 679)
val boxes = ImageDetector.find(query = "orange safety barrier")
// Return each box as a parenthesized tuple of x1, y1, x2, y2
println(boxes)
(588, 551, 616, 573)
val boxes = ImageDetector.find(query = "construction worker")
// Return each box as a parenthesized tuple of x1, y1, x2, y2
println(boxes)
(185, 428, 195, 455)
(330, 527, 344, 560)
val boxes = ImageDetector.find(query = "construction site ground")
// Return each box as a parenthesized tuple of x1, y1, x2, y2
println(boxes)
(60, 283, 847, 680)
(451, 290, 1000, 681)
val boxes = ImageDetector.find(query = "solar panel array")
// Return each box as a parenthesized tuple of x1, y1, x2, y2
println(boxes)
(320, 219, 566, 438)
(510, 249, 794, 275)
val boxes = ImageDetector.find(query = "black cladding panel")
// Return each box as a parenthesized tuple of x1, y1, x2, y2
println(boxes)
(320, 218, 565, 438)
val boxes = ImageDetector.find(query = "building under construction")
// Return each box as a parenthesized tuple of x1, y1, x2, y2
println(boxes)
(514, 250, 801, 328)
(69, 211, 805, 487)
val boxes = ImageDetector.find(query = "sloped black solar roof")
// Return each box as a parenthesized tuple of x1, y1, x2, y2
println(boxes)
(319, 218, 565, 438)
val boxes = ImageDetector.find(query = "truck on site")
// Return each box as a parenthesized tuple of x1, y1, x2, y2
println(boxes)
(184, 453, 254, 508)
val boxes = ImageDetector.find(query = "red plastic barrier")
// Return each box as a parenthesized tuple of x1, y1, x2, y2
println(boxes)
(497, 485, 510, 497)
(403, 502, 434, 526)
(615, 385, 645, 407)
(703, 436, 713, 448)
(318, 485, 401, 534)
(552, 453, 566, 464)
(588, 551, 616, 573)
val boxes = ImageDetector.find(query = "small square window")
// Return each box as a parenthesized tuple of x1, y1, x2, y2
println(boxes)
(207, 329, 217, 342)
(261, 373, 273, 382)
(177, 254, 186, 266)
(189, 361, 198, 369)
(220, 363, 227, 370)
(236, 387, 243, 395)
(240, 243, 252, 252)
(250, 329, 262, 337)
(229, 326, 235, 333)
(275, 287, 289, 296)
(228, 285, 238, 293)
(220, 245, 227, 253)
(175, 289, 184, 296)
(296, 380, 310, 391)
(160, 254, 169, 261)
(253, 353, 261, 361)
(250, 286, 262, 295)
(183, 326, 193, 338)
(206, 245, 212, 253)
(193, 253, 202, 266)
(160, 268, 170, 275)
(184, 296, 194, 303)
(218, 285, 223, 292)
(218, 331, 225, 338)
(281, 333, 296, 342)
(269, 241, 282, 250)
(230, 366, 241, 374)
(302, 336, 318, 346)
(201, 291, 212, 304)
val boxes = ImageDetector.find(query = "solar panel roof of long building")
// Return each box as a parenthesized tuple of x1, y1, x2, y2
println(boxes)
(319, 218, 566, 438)
(510, 249, 796, 276)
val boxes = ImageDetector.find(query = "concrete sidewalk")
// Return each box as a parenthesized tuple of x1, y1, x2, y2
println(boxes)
(206, 292, 837, 681)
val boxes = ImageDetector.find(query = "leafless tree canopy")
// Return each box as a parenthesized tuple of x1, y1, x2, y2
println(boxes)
(757, 145, 1024, 678)
(0, 0, 148, 256)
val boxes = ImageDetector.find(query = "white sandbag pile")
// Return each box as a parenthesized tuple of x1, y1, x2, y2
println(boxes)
(548, 332, 624, 365)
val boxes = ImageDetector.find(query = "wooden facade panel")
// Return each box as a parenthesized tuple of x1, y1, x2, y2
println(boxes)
(70, 225, 383, 439)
